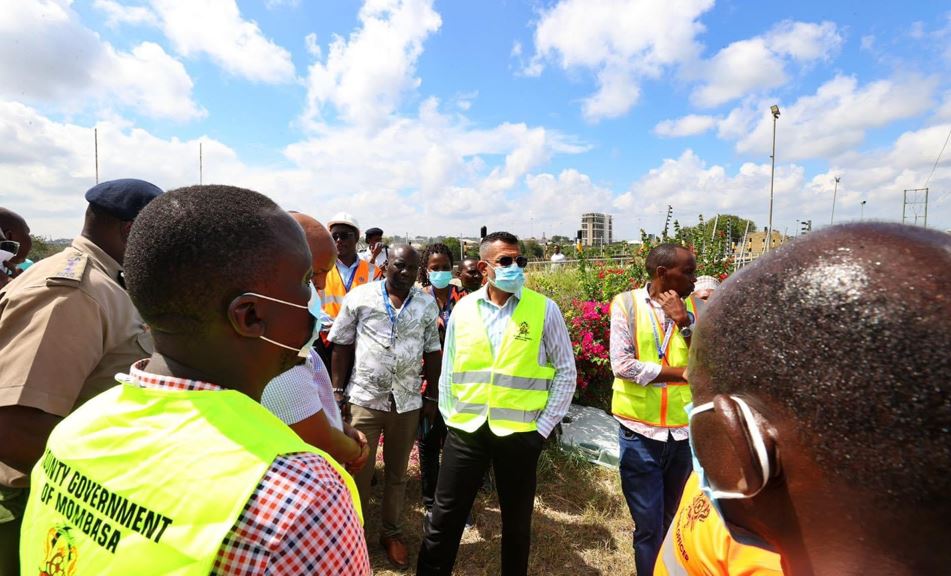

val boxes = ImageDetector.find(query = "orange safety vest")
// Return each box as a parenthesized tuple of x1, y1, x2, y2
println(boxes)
(654, 473, 783, 576)
(322, 259, 375, 320)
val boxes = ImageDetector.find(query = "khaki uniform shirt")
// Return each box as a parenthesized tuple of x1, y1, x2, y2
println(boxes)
(0, 235, 153, 487)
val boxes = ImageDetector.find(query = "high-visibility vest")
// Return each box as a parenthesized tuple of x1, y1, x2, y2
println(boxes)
(322, 259, 375, 320)
(446, 288, 555, 436)
(611, 290, 698, 428)
(654, 473, 783, 576)
(20, 379, 362, 575)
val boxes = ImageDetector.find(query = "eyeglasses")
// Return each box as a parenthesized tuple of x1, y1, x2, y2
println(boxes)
(492, 255, 528, 268)
(331, 231, 355, 241)
(0, 240, 19, 254)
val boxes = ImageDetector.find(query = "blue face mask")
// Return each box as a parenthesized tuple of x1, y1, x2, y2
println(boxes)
(428, 270, 452, 289)
(308, 284, 323, 318)
(488, 263, 525, 294)
(687, 398, 777, 553)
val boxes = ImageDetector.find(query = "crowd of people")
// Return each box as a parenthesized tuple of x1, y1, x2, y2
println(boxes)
(0, 178, 948, 576)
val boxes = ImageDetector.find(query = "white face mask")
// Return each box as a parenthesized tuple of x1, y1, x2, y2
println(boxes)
(0, 249, 14, 265)
(242, 292, 318, 358)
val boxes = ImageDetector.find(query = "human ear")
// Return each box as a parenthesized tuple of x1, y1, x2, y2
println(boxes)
(228, 295, 267, 338)
(705, 394, 779, 494)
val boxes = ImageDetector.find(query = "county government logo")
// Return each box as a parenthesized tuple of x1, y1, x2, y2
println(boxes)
(40, 524, 78, 576)
(515, 321, 531, 341)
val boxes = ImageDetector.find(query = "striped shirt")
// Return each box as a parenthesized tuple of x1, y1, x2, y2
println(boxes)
(437, 286, 577, 438)
(126, 360, 370, 575)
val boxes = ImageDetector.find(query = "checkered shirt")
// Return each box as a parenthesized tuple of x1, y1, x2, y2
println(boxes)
(127, 360, 371, 575)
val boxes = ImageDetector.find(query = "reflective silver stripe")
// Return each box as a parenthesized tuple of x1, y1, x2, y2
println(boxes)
(453, 402, 486, 415)
(492, 374, 550, 391)
(323, 295, 346, 304)
(657, 524, 688, 576)
(451, 371, 493, 384)
(489, 407, 540, 423)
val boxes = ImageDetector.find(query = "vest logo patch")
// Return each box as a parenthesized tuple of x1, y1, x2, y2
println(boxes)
(515, 321, 531, 341)
(41, 524, 79, 576)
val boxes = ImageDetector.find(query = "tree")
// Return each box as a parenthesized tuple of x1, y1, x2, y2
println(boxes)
(28, 235, 68, 262)
(520, 239, 544, 260)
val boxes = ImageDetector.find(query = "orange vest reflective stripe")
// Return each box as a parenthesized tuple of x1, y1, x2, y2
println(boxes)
(654, 473, 783, 576)
(322, 259, 374, 320)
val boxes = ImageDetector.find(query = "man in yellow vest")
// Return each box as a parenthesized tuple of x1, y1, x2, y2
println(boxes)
(317, 212, 376, 377)
(19, 185, 369, 575)
(687, 223, 951, 575)
(609, 242, 700, 575)
(417, 231, 577, 576)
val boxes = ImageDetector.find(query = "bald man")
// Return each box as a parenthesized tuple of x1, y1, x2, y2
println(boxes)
(261, 213, 369, 473)
(687, 222, 951, 575)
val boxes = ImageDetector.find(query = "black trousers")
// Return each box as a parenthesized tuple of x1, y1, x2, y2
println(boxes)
(417, 410, 448, 510)
(416, 423, 544, 576)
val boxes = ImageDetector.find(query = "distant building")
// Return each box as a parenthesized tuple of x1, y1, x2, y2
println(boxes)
(581, 213, 613, 247)
(733, 229, 787, 267)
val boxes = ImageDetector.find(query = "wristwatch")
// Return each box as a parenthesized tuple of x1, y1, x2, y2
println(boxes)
(679, 312, 695, 337)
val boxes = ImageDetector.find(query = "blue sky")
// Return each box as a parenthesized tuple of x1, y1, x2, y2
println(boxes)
(2, 0, 949, 241)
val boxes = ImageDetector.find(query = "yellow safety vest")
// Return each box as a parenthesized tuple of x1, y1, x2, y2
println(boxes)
(611, 290, 698, 428)
(446, 288, 555, 436)
(20, 379, 362, 575)
(322, 259, 375, 320)
(654, 473, 783, 576)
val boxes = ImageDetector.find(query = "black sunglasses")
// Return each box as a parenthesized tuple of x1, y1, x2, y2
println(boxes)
(0, 240, 19, 255)
(331, 231, 355, 241)
(492, 255, 528, 268)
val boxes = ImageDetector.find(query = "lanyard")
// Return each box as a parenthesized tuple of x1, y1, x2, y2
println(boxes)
(382, 282, 414, 347)
(645, 297, 674, 365)
(427, 285, 454, 327)
(342, 262, 359, 292)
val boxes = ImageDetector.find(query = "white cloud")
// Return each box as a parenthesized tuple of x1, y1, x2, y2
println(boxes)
(654, 114, 718, 137)
(526, 0, 714, 121)
(305, 33, 321, 58)
(93, 0, 157, 27)
(523, 169, 614, 232)
(691, 21, 841, 107)
(150, 0, 296, 83)
(266, 0, 300, 8)
(0, 0, 203, 121)
(303, 0, 442, 129)
(733, 75, 937, 161)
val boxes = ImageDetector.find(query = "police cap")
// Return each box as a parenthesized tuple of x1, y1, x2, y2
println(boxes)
(85, 179, 164, 221)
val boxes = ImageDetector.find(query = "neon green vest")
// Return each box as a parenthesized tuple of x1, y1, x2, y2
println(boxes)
(20, 379, 362, 576)
(447, 288, 555, 436)
(611, 290, 698, 428)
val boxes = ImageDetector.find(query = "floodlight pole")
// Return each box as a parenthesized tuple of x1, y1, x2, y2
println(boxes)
(766, 105, 780, 252)
(831, 176, 840, 225)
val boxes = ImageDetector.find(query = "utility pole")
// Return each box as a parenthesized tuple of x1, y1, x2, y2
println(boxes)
(860, 200, 866, 220)
(766, 105, 780, 252)
(830, 176, 840, 225)
(94, 128, 99, 184)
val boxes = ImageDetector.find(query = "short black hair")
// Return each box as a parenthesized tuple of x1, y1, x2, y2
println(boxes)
(418, 242, 454, 285)
(693, 222, 951, 512)
(125, 185, 286, 333)
(479, 231, 518, 258)
(645, 243, 687, 277)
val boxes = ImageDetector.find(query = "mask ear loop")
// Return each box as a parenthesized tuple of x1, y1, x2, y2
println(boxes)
(731, 396, 771, 497)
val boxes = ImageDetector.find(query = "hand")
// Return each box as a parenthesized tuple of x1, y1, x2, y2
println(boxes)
(421, 397, 439, 421)
(657, 290, 689, 327)
(370, 242, 383, 259)
(344, 425, 369, 473)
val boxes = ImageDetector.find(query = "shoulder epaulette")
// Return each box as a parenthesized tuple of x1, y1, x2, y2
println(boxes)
(46, 250, 88, 285)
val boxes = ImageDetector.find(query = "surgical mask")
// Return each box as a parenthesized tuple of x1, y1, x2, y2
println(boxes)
(308, 284, 323, 318)
(243, 291, 318, 358)
(428, 270, 452, 289)
(0, 249, 14, 266)
(488, 263, 525, 294)
(687, 398, 776, 552)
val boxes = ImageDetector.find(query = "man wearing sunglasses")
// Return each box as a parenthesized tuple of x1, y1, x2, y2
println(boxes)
(318, 212, 378, 375)
(684, 222, 951, 576)
(0, 208, 31, 282)
(0, 180, 161, 573)
(418, 231, 577, 576)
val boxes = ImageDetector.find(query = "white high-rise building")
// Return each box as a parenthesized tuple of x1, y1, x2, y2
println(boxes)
(580, 213, 613, 247)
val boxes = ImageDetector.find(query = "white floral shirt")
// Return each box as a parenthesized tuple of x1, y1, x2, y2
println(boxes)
(328, 280, 441, 413)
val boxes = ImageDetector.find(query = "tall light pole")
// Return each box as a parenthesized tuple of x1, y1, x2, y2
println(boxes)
(860, 200, 866, 220)
(830, 176, 840, 225)
(766, 104, 780, 252)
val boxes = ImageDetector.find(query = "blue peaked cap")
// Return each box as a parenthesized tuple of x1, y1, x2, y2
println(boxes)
(85, 179, 164, 221)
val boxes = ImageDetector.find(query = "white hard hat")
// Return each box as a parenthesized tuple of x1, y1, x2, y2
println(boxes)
(327, 212, 360, 236)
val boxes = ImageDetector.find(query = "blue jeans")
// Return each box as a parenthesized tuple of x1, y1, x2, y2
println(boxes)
(618, 425, 692, 576)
